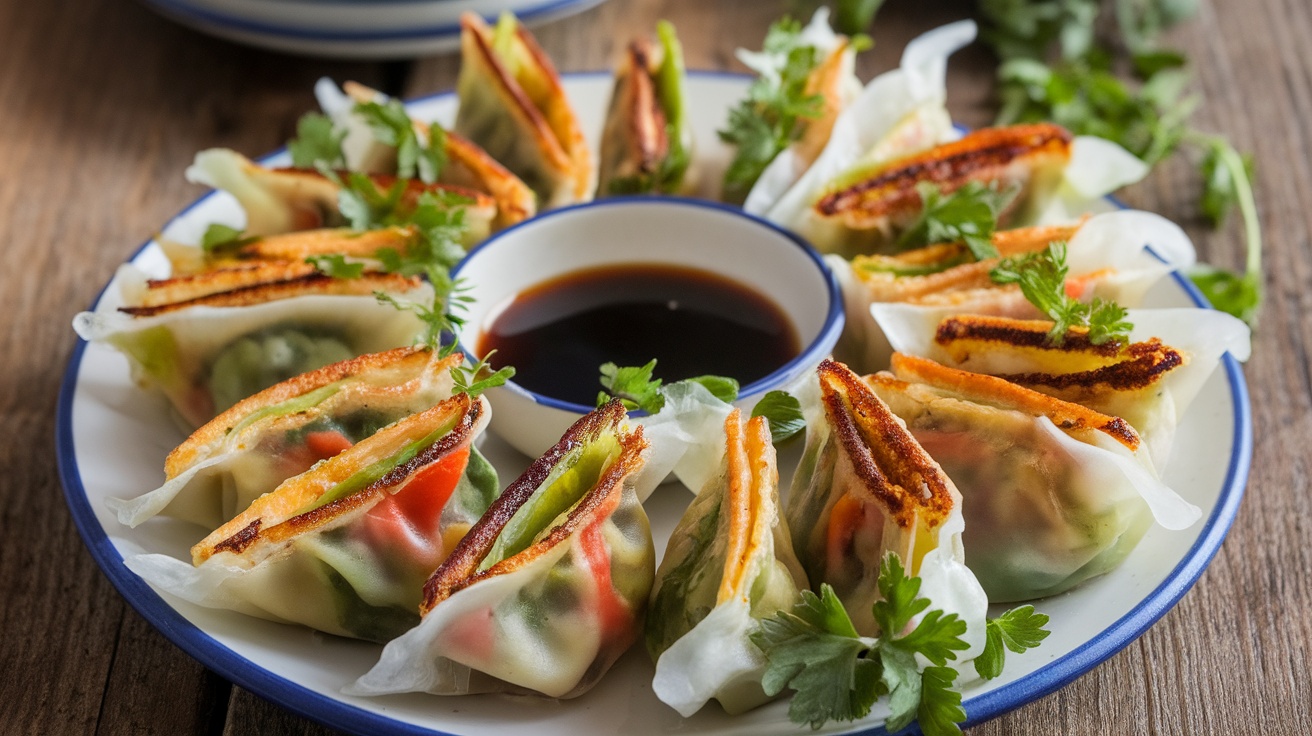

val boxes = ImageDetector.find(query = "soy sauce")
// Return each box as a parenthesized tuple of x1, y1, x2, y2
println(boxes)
(478, 264, 800, 406)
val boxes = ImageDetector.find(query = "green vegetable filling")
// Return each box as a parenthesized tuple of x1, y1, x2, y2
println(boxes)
(207, 327, 355, 416)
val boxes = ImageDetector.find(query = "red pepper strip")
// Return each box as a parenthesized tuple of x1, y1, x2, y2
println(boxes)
(578, 492, 631, 637)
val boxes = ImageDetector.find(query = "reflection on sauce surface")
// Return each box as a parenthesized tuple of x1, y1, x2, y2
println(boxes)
(478, 263, 800, 406)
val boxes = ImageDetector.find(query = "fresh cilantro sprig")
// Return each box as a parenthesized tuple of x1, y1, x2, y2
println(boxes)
(974, 605, 1051, 680)
(751, 389, 806, 444)
(751, 553, 971, 734)
(990, 241, 1133, 345)
(354, 99, 448, 184)
(288, 112, 347, 169)
(896, 182, 1018, 260)
(720, 18, 825, 204)
(305, 254, 365, 279)
(451, 350, 515, 399)
(595, 360, 739, 414)
(199, 223, 256, 256)
(978, 0, 1262, 325)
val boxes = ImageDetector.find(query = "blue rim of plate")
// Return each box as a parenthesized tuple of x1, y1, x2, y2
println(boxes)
(448, 195, 847, 417)
(138, 0, 603, 42)
(54, 71, 1253, 736)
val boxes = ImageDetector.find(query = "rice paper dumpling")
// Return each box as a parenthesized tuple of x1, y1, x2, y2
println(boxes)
(348, 400, 654, 699)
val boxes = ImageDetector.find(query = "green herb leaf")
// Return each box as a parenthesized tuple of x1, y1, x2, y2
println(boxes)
(897, 182, 1017, 259)
(833, 0, 886, 35)
(353, 100, 448, 184)
(305, 254, 365, 279)
(719, 18, 825, 204)
(974, 605, 1053, 680)
(751, 556, 971, 734)
(990, 241, 1134, 345)
(597, 360, 665, 413)
(1188, 266, 1261, 326)
(452, 351, 515, 399)
(199, 223, 253, 255)
(288, 112, 346, 169)
(683, 375, 740, 404)
(751, 389, 805, 444)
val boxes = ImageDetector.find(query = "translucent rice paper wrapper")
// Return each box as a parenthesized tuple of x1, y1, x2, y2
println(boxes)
(630, 381, 735, 498)
(877, 305, 1250, 470)
(786, 362, 989, 662)
(869, 371, 1201, 602)
(125, 397, 498, 642)
(348, 404, 654, 699)
(107, 350, 460, 530)
(754, 20, 976, 225)
(647, 410, 808, 717)
(840, 209, 1197, 373)
(72, 263, 431, 428)
(738, 7, 861, 214)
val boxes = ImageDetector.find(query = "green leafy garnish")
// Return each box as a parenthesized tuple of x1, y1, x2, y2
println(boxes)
(288, 112, 347, 169)
(200, 223, 255, 255)
(896, 182, 1017, 260)
(978, 0, 1262, 325)
(990, 241, 1133, 345)
(304, 254, 365, 280)
(751, 553, 972, 734)
(719, 18, 825, 204)
(833, 0, 887, 35)
(974, 605, 1052, 680)
(751, 389, 805, 444)
(353, 99, 448, 184)
(451, 350, 515, 399)
(597, 360, 666, 413)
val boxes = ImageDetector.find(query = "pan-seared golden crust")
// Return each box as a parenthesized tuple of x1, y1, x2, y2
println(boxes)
(163, 348, 456, 476)
(624, 40, 669, 177)
(216, 226, 420, 266)
(815, 123, 1072, 223)
(818, 359, 955, 530)
(933, 314, 1184, 391)
(884, 352, 1141, 450)
(120, 271, 421, 317)
(137, 261, 317, 306)
(421, 400, 646, 613)
(193, 394, 482, 565)
(795, 38, 853, 167)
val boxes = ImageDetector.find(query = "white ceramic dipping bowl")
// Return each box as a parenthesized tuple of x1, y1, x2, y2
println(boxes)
(451, 197, 845, 458)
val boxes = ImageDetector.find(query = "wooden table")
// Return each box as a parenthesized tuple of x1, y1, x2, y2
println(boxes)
(2, 0, 1307, 733)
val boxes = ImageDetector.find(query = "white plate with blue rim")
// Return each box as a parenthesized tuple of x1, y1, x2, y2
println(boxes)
(57, 71, 1252, 734)
(136, 0, 609, 59)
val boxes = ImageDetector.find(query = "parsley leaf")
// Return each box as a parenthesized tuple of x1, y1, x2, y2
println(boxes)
(719, 18, 825, 204)
(989, 241, 1133, 345)
(833, 0, 886, 35)
(751, 389, 805, 444)
(597, 360, 665, 413)
(751, 553, 973, 735)
(353, 99, 448, 184)
(974, 605, 1052, 680)
(199, 223, 254, 255)
(288, 112, 346, 169)
(451, 350, 515, 399)
(304, 254, 365, 279)
(897, 182, 1017, 259)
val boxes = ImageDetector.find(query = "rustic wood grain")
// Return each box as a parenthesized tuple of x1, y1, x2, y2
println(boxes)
(0, 0, 1307, 733)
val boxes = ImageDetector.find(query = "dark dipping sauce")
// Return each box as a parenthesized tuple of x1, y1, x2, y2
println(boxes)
(478, 263, 801, 406)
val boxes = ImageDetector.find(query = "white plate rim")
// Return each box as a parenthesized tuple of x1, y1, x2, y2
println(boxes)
(55, 70, 1254, 735)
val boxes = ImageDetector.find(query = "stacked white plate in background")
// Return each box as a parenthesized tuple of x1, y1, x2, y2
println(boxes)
(137, 0, 609, 59)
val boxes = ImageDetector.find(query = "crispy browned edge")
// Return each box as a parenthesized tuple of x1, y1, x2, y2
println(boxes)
(120, 271, 421, 316)
(621, 38, 669, 177)
(883, 352, 1142, 450)
(225, 225, 420, 263)
(420, 399, 647, 614)
(164, 347, 457, 476)
(934, 315, 1185, 391)
(815, 122, 1073, 218)
(460, 13, 569, 171)
(195, 393, 482, 562)
(817, 359, 955, 530)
